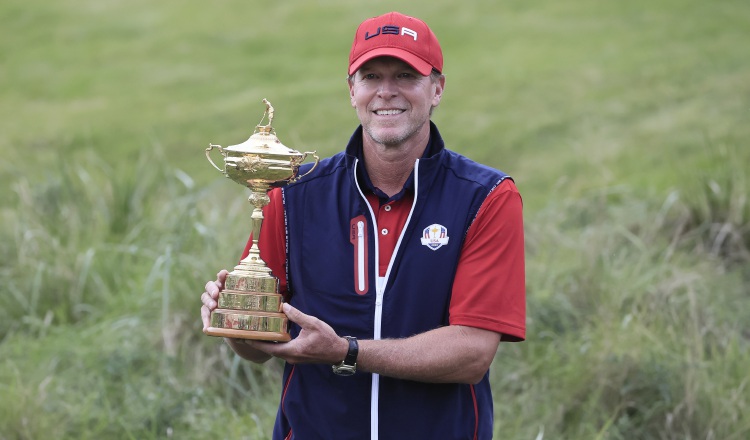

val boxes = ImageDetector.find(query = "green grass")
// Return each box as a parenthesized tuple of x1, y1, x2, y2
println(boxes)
(2, 0, 749, 438)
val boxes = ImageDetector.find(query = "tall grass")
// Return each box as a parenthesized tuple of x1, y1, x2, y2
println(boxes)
(500, 161, 750, 438)
(678, 143, 750, 266)
(0, 146, 284, 438)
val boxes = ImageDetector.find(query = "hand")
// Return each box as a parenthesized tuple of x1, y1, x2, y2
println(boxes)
(246, 303, 348, 365)
(201, 269, 228, 332)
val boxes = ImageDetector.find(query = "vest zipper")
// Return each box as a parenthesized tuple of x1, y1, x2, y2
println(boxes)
(353, 158, 421, 440)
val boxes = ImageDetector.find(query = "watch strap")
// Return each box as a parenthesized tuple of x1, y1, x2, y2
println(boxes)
(342, 336, 358, 366)
(332, 336, 358, 375)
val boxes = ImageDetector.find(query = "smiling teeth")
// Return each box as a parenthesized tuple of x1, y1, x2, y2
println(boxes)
(376, 110, 403, 115)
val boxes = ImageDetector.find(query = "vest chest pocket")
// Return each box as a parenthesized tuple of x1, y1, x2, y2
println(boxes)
(294, 214, 367, 301)
(350, 215, 369, 295)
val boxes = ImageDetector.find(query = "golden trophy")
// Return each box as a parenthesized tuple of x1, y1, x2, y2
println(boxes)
(204, 99, 318, 341)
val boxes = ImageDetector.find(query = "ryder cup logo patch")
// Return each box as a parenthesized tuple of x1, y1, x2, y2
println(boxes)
(420, 224, 449, 251)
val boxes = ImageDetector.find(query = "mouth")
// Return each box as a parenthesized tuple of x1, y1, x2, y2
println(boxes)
(374, 109, 405, 116)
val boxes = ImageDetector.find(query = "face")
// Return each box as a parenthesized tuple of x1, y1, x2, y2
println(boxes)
(348, 57, 444, 149)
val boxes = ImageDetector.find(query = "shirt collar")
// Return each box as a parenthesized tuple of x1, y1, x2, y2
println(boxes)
(346, 122, 443, 203)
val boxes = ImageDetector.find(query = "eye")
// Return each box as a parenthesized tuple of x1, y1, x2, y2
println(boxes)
(397, 71, 420, 81)
(362, 73, 378, 80)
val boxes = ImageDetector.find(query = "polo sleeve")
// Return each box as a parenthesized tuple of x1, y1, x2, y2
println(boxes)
(448, 179, 526, 341)
(239, 187, 288, 297)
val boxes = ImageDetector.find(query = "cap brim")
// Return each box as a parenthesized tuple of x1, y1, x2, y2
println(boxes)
(349, 47, 434, 76)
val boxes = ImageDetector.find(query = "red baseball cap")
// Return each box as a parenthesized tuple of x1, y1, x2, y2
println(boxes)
(348, 12, 443, 76)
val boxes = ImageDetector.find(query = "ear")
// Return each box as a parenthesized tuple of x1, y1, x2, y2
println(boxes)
(431, 75, 445, 107)
(348, 77, 356, 108)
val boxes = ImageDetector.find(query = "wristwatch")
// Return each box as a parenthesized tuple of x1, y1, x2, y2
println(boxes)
(332, 336, 358, 376)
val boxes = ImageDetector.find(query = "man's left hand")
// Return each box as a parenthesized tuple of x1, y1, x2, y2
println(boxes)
(244, 303, 348, 365)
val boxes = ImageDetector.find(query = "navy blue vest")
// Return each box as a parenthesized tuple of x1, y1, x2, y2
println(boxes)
(273, 123, 509, 440)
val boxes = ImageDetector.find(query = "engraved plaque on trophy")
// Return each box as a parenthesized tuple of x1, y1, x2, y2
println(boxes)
(204, 99, 318, 341)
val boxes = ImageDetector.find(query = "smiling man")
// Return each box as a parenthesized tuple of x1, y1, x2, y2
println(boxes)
(201, 11, 526, 440)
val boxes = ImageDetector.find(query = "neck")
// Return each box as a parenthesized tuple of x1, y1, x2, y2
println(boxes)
(361, 130, 429, 198)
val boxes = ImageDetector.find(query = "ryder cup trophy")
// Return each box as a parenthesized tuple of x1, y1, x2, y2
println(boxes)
(204, 99, 318, 341)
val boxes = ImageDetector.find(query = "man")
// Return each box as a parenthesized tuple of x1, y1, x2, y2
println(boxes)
(201, 11, 525, 439)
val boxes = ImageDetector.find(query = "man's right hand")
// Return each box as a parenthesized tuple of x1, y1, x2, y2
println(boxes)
(201, 269, 228, 332)
(200, 269, 273, 364)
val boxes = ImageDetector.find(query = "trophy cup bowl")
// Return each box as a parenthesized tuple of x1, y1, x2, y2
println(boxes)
(204, 99, 319, 341)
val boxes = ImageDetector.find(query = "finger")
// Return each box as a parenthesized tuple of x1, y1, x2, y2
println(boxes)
(201, 292, 217, 309)
(282, 303, 314, 327)
(243, 339, 277, 356)
(204, 281, 220, 299)
(201, 305, 210, 331)
(216, 269, 229, 288)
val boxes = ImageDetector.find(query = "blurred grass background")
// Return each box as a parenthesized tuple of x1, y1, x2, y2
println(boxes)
(1, 0, 748, 438)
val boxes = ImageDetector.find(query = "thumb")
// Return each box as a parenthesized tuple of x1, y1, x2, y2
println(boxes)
(282, 303, 312, 327)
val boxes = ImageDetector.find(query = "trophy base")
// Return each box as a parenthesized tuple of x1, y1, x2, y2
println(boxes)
(218, 291, 282, 312)
(204, 326, 291, 342)
(207, 308, 290, 342)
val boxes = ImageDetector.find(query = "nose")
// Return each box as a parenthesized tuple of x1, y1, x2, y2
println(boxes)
(376, 77, 398, 98)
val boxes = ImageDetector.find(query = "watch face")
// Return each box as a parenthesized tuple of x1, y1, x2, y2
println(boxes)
(332, 364, 356, 376)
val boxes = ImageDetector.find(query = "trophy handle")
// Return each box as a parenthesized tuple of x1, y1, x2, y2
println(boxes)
(205, 144, 225, 172)
(293, 152, 320, 181)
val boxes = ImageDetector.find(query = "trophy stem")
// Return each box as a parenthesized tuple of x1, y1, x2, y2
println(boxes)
(234, 187, 272, 274)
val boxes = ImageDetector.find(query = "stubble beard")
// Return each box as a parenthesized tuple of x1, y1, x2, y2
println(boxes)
(363, 118, 426, 148)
